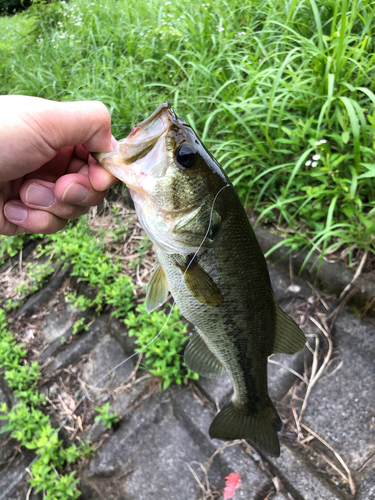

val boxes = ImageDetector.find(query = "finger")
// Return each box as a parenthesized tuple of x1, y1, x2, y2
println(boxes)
(47, 100, 113, 153)
(88, 161, 117, 192)
(88, 134, 118, 191)
(54, 172, 109, 207)
(66, 156, 87, 174)
(19, 178, 105, 220)
(3, 201, 68, 234)
(0, 205, 24, 236)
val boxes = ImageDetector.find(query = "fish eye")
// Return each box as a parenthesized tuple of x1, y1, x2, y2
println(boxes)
(175, 144, 197, 170)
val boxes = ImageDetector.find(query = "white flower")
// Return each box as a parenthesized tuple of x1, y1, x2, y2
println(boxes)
(305, 160, 311, 166)
(165, 1, 171, 3)
(312, 161, 318, 167)
(217, 26, 224, 32)
(59, 34, 66, 39)
(312, 154, 320, 160)
(314, 139, 327, 145)
(238, 31, 246, 35)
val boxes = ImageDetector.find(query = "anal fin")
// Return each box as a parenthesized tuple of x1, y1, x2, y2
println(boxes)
(272, 300, 306, 354)
(184, 329, 225, 378)
(145, 263, 168, 314)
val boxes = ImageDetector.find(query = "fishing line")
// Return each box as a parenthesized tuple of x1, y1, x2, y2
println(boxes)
(0, 183, 229, 500)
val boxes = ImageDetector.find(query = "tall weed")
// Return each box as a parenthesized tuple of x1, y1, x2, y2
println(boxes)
(0, 0, 374, 259)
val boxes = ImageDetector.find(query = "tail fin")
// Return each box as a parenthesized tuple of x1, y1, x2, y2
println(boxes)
(209, 400, 282, 457)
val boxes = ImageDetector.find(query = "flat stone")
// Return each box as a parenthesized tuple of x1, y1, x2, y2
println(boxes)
(304, 311, 375, 470)
(256, 227, 375, 311)
(214, 444, 271, 499)
(80, 334, 147, 443)
(269, 445, 345, 500)
(0, 448, 40, 500)
(40, 301, 81, 344)
(16, 266, 70, 319)
(358, 467, 375, 500)
(43, 315, 112, 375)
(268, 351, 305, 401)
(81, 386, 272, 500)
(108, 315, 136, 356)
(81, 334, 134, 390)
(196, 373, 233, 407)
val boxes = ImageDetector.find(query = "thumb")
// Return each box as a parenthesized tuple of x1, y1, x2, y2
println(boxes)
(0, 96, 113, 182)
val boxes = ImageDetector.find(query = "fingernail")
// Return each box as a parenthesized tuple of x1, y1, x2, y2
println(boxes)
(26, 183, 56, 207)
(4, 202, 28, 223)
(62, 182, 89, 203)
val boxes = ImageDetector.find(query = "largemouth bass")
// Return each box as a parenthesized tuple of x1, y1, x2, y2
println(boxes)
(92, 102, 306, 457)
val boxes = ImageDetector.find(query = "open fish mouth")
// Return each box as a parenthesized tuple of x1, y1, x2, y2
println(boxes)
(91, 102, 175, 192)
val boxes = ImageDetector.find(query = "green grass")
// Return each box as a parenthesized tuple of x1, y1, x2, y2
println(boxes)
(1, 0, 374, 261)
(0, 308, 92, 500)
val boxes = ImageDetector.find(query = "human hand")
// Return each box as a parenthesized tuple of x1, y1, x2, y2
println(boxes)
(0, 95, 117, 236)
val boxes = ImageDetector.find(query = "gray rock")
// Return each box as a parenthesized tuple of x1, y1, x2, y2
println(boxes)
(81, 386, 272, 500)
(358, 467, 375, 500)
(216, 444, 272, 499)
(196, 373, 233, 407)
(0, 449, 40, 500)
(268, 351, 305, 401)
(44, 315, 110, 375)
(80, 333, 148, 443)
(304, 311, 375, 470)
(256, 227, 375, 306)
(16, 266, 70, 319)
(108, 315, 136, 355)
(40, 301, 82, 344)
(269, 445, 346, 500)
(81, 334, 134, 390)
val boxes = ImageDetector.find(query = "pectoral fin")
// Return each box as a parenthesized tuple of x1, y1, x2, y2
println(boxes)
(179, 262, 223, 307)
(184, 329, 225, 378)
(272, 300, 306, 354)
(145, 263, 169, 313)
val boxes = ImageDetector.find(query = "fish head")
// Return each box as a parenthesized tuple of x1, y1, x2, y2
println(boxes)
(92, 102, 229, 254)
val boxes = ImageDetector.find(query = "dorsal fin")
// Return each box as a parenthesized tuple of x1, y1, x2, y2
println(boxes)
(272, 300, 306, 354)
(184, 329, 225, 378)
(145, 263, 168, 314)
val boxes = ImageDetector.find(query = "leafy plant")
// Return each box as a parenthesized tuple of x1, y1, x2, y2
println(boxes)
(130, 236, 152, 269)
(94, 402, 119, 429)
(0, 308, 92, 500)
(125, 303, 199, 389)
(16, 261, 55, 298)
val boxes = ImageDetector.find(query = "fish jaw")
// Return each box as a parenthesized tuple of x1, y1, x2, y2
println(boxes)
(91, 102, 175, 194)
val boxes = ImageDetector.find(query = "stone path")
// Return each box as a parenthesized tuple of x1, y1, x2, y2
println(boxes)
(1, 243, 374, 499)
